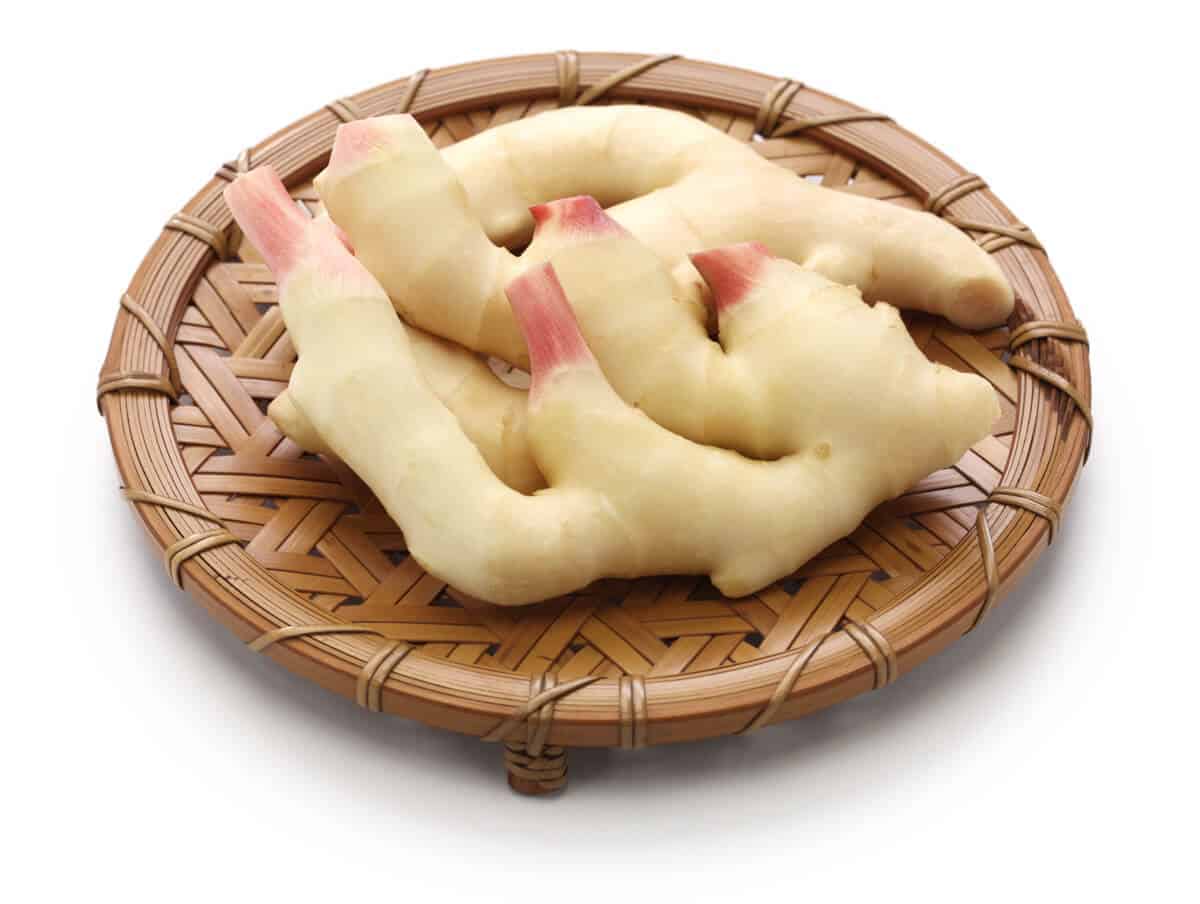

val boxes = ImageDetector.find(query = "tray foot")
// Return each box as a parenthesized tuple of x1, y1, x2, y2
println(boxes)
(504, 741, 569, 795)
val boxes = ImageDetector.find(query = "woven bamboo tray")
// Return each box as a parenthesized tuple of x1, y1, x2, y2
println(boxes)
(99, 51, 1092, 795)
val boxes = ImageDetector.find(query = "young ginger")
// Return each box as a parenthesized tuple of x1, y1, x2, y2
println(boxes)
(317, 107, 1012, 369)
(284, 188, 998, 462)
(266, 208, 543, 493)
(225, 166, 997, 605)
(300, 113, 1007, 462)
(268, 327, 543, 493)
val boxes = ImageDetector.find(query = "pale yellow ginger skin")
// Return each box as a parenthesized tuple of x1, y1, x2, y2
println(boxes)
(265, 211, 542, 491)
(272, 214, 996, 463)
(307, 111, 1008, 462)
(448, 106, 1013, 329)
(225, 168, 997, 605)
(299, 186, 996, 462)
(269, 328, 542, 493)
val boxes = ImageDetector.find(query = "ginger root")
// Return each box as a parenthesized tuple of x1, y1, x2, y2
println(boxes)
(294, 111, 1009, 463)
(268, 329, 541, 493)
(317, 108, 1012, 371)
(225, 167, 997, 605)
(269, 208, 543, 492)
(284, 189, 999, 462)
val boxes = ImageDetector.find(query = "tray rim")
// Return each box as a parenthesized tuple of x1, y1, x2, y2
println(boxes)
(99, 50, 1091, 748)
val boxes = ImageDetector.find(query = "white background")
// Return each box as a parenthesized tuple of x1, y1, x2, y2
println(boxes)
(3, 2, 1196, 900)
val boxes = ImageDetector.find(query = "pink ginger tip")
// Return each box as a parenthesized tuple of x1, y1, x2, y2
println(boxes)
(530, 196, 626, 239)
(689, 241, 775, 313)
(324, 114, 415, 181)
(223, 167, 310, 279)
(505, 263, 595, 397)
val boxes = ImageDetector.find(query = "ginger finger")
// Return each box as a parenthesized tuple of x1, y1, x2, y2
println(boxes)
(311, 167, 1000, 469)
(268, 209, 544, 491)
(309, 116, 626, 366)
(268, 390, 329, 454)
(225, 167, 627, 603)
(272, 327, 544, 493)
(226, 167, 996, 604)
(512, 261, 994, 597)
(438, 105, 1012, 329)
(409, 195, 998, 464)
(314, 116, 528, 364)
(314, 114, 1006, 461)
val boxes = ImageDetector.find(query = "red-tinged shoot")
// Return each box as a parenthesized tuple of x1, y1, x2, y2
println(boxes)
(224, 167, 378, 300)
(690, 241, 775, 315)
(506, 263, 596, 401)
(222, 166, 310, 280)
(530, 196, 627, 241)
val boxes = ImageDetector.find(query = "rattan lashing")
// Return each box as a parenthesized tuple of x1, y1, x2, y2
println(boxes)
(618, 675, 648, 750)
(484, 673, 605, 794)
(250, 624, 414, 711)
(95, 295, 181, 410)
(165, 211, 230, 259)
(99, 51, 1091, 795)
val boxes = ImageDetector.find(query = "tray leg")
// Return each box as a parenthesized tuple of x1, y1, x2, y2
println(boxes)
(504, 741, 570, 795)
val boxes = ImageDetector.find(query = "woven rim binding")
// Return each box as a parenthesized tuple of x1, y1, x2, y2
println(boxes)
(99, 51, 1091, 749)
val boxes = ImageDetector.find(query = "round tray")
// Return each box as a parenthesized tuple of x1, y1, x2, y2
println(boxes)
(99, 51, 1092, 794)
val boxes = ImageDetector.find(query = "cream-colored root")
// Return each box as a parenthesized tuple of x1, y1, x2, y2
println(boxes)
(267, 391, 328, 454)
(311, 111, 1007, 462)
(267, 212, 543, 491)
(271, 327, 543, 493)
(317, 188, 997, 462)
(226, 167, 997, 605)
